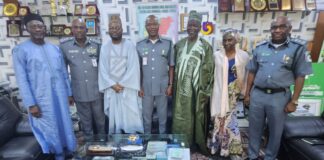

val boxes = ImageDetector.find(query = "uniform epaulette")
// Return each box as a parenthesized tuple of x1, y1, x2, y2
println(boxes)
(89, 38, 101, 45)
(137, 38, 147, 44)
(256, 40, 267, 47)
(291, 38, 307, 46)
(59, 37, 74, 44)
(160, 36, 172, 42)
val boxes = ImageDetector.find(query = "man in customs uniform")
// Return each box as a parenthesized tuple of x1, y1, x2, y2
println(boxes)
(60, 18, 105, 140)
(137, 15, 175, 134)
(244, 16, 312, 160)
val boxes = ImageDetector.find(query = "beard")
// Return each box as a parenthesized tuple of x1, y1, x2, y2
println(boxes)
(110, 34, 122, 41)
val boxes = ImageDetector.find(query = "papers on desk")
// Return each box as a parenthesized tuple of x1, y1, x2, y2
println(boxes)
(146, 141, 167, 159)
(92, 156, 114, 160)
(290, 99, 321, 116)
(120, 145, 144, 152)
(167, 148, 190, 160)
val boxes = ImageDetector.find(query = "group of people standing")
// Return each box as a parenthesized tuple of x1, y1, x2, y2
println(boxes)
(12, 10, 312, 160)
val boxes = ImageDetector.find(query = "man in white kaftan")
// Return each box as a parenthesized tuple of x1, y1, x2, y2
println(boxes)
(98, 15, 143, 134)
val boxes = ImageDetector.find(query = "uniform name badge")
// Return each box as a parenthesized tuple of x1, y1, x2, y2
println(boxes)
(143, 57, 148, 66)
(92, 59, 97, 67)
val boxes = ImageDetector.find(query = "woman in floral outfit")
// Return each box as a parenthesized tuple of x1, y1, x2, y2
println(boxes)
(208, 29, 250, 159)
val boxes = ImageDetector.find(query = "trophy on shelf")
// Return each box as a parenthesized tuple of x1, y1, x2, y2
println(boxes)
(3, 0, 19, 16)
(57, 0, 67, 15)
(50, 0, 57, 16)
(7, 20, 21, 37)
(66, 0, 73, 15)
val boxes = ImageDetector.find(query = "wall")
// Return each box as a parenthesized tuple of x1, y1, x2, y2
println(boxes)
(0, 0, 319, 88)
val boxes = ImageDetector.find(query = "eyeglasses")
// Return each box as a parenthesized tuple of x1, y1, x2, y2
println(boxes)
(270, 25, 288, 30)
(28, 24, 46, 30)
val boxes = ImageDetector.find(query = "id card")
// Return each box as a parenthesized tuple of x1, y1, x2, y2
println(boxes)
(92, 59, 97, 67)
(142, 57, 148, 65)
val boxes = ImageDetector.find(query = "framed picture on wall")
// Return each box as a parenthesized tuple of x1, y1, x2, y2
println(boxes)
(250, 0, 267, 11)
(86, 4, 99, 16)
(51, 25, 65, 36)
(180, 13, 188, 32)
(306, 0, 316, 10)
(7, 20, 21, 37)
(86, 18, 97, 35)
(268, 0, 280, 11)
(74, 4, 83, 16)
(281, 0, 292, 10)
(218, 0, 232, 12)
(18, 6, 30, 16)
(233, 0, 245, 12)
(3, 0, 19, 16)
(292, 0, 306, 10)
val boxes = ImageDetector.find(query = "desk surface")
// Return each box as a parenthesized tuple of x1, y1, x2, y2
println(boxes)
(74, 134, 188, 159)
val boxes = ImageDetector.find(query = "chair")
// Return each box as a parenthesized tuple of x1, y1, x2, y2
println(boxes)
(0, 96, 42, 159)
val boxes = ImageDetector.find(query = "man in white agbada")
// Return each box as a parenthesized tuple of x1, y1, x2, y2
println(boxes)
(98, 16, 143, 133)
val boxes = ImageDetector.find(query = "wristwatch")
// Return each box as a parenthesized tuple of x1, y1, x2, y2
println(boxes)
(291, 100, 299, 105)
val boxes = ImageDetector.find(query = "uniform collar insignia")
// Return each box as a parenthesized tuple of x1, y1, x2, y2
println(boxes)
(73, 37, 90, 46)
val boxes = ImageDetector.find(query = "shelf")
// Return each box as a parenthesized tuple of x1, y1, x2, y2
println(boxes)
(0, 15, 99, 18)
(5, 14, 100, 38)
(218, 9, 317, 13)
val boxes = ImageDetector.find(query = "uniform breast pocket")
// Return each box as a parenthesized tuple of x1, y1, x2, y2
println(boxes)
(160, 55, 168, 64)
(160, 51, 168, 59)
(256, 58, 268, 67)
(280, 55, 293, 70)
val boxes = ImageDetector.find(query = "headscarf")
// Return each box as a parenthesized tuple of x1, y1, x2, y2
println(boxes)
(223, 28, 240, 42)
